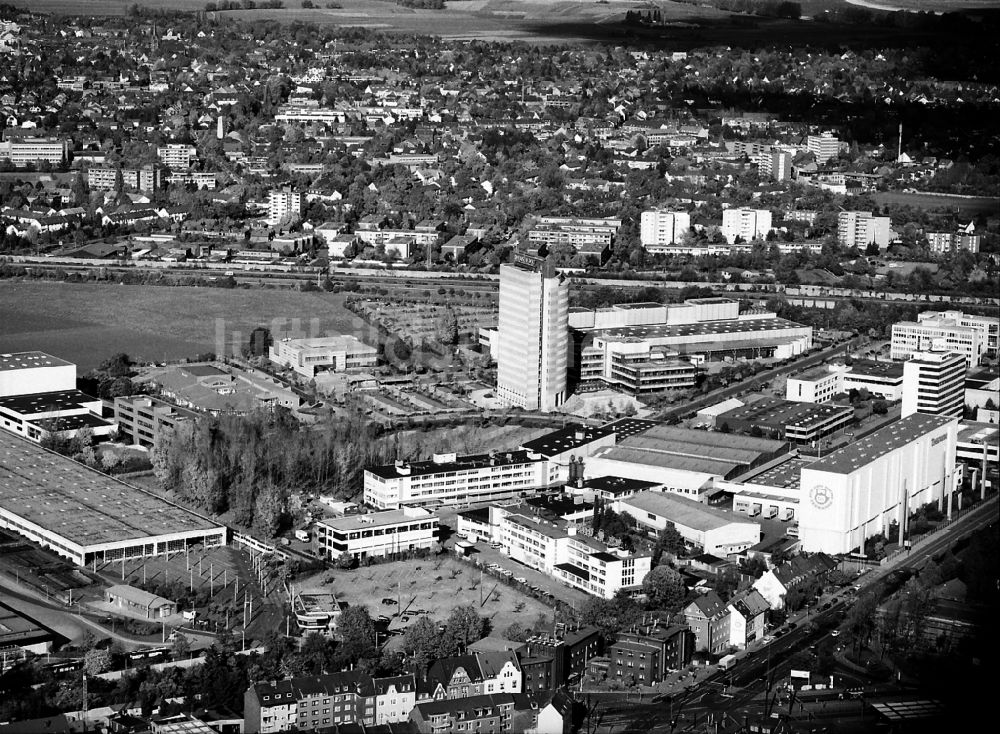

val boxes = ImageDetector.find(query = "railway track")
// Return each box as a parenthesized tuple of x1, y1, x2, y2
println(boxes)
(6, 256, 998, 308)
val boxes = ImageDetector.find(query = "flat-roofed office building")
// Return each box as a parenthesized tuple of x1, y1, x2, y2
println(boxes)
(315, 507, 438, 561)
(891, 310, 997, 366)
(901, 351, 966, 419)
(364, 450, 554, 510)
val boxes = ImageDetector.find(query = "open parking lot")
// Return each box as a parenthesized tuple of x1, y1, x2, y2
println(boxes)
(306, 556, 553, 635)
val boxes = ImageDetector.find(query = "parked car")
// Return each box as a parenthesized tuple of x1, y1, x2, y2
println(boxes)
(381, 598, 398, 606)
(515, 577, 527, 584)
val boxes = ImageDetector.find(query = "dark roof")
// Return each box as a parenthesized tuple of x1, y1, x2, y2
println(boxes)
(602, 418, 659, 439)
(520, 423, 614, 457)
(0, 390, 96, 416)
(581, 475, 660, 496)
(457, 507, 490, 523)
(425, 654, 482, 688)
(846, 359, 904, 379)
(33, 413, 115, 432)
(716, 397, 853, 431)
(590, 551, 619, 563)
(686, 591, 727, 619)
(522, 494, 593, 516)
(0, 598, 65, 649)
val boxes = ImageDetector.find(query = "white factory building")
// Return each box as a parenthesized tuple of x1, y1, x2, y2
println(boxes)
(614, 491, 761, 557)
(584, 424, 789, 503)
(797, 413, 959, 555)
(0, 352, 115, 443)
(0, 352, 77, 397)
(572, 297, 812, 363)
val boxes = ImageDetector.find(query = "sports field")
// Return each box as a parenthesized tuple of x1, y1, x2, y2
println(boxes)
(0, 281, 364, 371)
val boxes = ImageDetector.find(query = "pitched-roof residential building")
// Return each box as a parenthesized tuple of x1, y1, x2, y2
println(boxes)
(244, 672, 418, 733)
(752, 554, 836, 610)
(726, 589, 770, 649)
(423, 651, 522, 701)
(683, 591, 730, 654)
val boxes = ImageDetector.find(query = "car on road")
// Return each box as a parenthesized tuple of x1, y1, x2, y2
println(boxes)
(381, 598, 398, 605)
(787, 622, 797, 630)
(489, 542, 502, 549)
(831, 630, 840, 637)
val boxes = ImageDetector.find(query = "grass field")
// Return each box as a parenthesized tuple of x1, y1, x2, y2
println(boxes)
(307, 556, 552, 638)
(873, 190, 1000, 216)
(0, 280, 364, 371)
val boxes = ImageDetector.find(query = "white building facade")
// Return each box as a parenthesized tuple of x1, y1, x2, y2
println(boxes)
(721, 208, 772, 244)
(891, 311, 993, 366)
(640, 210, 691, 251)
(269, 336, 377, 378)
(837, 211, 891, 249)
(901, 351, 966, 419)
(496, 255, 569, 412)
(363, 450, 554, 510)
(797, 413, 958, 555)
(315, 507, 438, 561)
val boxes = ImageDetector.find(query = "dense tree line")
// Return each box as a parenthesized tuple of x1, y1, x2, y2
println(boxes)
(152, 409, 394, 536)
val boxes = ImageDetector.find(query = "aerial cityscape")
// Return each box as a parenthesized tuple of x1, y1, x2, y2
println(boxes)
(0, 1, 997, 733)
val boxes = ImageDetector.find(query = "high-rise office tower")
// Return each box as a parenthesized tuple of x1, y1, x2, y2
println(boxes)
(496, 254, 569, 412)
(901, 350, 966, 419)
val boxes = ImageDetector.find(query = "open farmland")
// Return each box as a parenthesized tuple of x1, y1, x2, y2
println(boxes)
(0, 281, 365, 371)
(309, 556, 553, 638)
(0, 280, 374, 371)
(25, 0, 723, 44)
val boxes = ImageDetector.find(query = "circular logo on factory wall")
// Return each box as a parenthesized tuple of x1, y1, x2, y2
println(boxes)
(810, 485, 833, 510)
